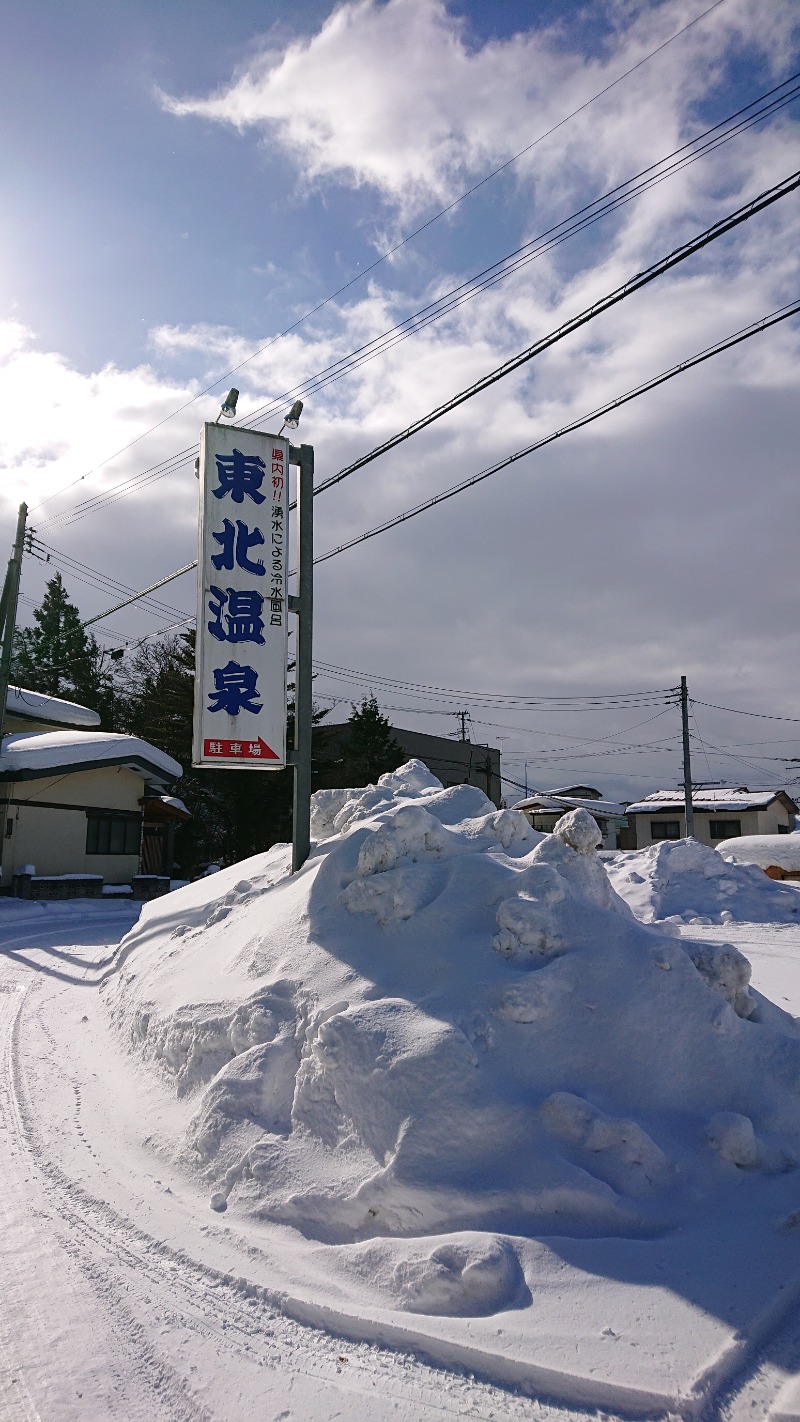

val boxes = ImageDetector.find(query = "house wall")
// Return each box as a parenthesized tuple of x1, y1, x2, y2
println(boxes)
(1, 765, 145, 887)
(519, 807, 620, 850)
(629, 801, 795, 849)
(392, 729, 502, 807)
(4, 712, 67, 734)
(314, 725, 502, 807)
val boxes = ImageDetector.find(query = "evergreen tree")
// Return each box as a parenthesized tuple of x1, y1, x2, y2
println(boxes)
(115, 631, 330, 870)
(341, 695, 404, 785)
(11, 572, 114, 722)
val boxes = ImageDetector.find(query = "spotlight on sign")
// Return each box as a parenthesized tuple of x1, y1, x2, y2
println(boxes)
(219, 388, 239, 419)
(282, 400, 303, 430)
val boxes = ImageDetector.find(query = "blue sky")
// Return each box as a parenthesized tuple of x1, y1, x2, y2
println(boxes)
(2, 0, 782, 373)
(2, 0, 799, 800)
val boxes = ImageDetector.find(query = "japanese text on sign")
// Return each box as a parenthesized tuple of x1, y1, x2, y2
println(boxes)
(192, 426, 289, 769)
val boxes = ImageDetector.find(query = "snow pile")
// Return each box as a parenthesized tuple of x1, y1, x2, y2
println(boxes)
(110, 763, 800, 1292)
(606, 836, 800, 925)
(716, 834, 800, 874)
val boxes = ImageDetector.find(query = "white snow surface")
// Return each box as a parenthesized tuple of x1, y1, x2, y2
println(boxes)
(0, 728, 182, 782)
(606, 835, 800, 925)
(717, 834, 800, 873)
(5, 682, 102, 727)
(626, 788, 791, 812)
(5, 763, 800, 1419)
(158, 792, 191, 816)
(112, 763, 800, 1256)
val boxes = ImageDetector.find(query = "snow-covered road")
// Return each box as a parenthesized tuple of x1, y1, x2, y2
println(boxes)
(0, 901, 616, 1421)
(2, 896, 800, 1421)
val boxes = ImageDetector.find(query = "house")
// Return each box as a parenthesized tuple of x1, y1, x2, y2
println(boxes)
(513, 789, 628, 849)
(715, 834, 800, 881)
(1, 686, 187, 890)
(546, 785, 605, 801)
(5, 684, 103, 735)
(623, 788, 798, 850)
(313, 724, 502, 807)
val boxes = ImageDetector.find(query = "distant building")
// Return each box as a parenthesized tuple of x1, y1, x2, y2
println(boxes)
(313, 723, 502, 807)
(624, 788, 797, 850)
(513, 789, 628, 850)
(1, 687, 187, 890)
(545, 785, 604, 801)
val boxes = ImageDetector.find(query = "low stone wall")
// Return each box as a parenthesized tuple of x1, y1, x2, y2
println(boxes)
(12, 872, 173, 900)
(15, 874, 103, 900)
(131, 876, 171, 901)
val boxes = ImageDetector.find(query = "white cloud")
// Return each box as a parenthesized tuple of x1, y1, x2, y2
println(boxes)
(3, 0, 799, 799)
(0, 325, 201, 506)
(159, 0, 797, 220)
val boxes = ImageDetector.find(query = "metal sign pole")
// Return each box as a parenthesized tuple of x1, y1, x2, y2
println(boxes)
(289, 443, 314, 872)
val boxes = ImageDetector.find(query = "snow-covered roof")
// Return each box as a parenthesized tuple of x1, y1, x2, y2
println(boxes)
(514, 792, 627, 818)
(717, 835, 800, 872)
(160, 794, 190, 817)
(5, 684, 101, 729)
(626, 788, 795, 813)
(546, 785, 602, 799)
(0, 731, 182, 787)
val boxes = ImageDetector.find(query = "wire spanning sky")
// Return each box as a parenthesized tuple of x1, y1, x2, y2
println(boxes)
(1, 0, 799, 800)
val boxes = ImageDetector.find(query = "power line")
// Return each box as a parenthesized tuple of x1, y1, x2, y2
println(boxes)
(687, 737, 792, 784)
(30, 0, 731, 518)
(80, 562, 198, 630)
(53, 293, 798, 636)
(310, 171, 800, 501)
(25, 536, 189, 622)
(692, 699, 800, 723)
(318, 703, 681, 759)
(469, 706, 678, 749)
(213, 77, 800, 440)
(313, 299, 800, 564)
(39, 78, 800, 532)
(690, 706, 715, 783)
(312, 660, 677, 709)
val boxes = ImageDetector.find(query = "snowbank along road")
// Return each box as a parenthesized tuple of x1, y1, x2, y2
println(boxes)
(2, 769, 800, 1421)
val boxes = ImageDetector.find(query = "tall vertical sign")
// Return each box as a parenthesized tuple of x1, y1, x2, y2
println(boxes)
(193, 423, 289, 769)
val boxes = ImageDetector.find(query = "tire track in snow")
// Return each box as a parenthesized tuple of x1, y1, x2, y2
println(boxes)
(8, 976, 602, 1421)
(693, 1290, 800, 1421)
(12, 917, 800, 1421)
(0, 983, 48, 1422)
(1, 978, 213, 1421)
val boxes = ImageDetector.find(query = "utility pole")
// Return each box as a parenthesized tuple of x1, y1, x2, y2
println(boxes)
(289, 445, 314, 872)
(0, 503, 27, 746)
(456, 709, 469, 741)
(680, 674, 695, 838)
(477, 746, 494, 801)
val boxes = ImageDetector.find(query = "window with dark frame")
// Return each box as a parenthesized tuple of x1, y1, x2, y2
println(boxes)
(651, 820, 681, 840)
(709, 819, 741, 840)
(86, 814, 141, 855)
